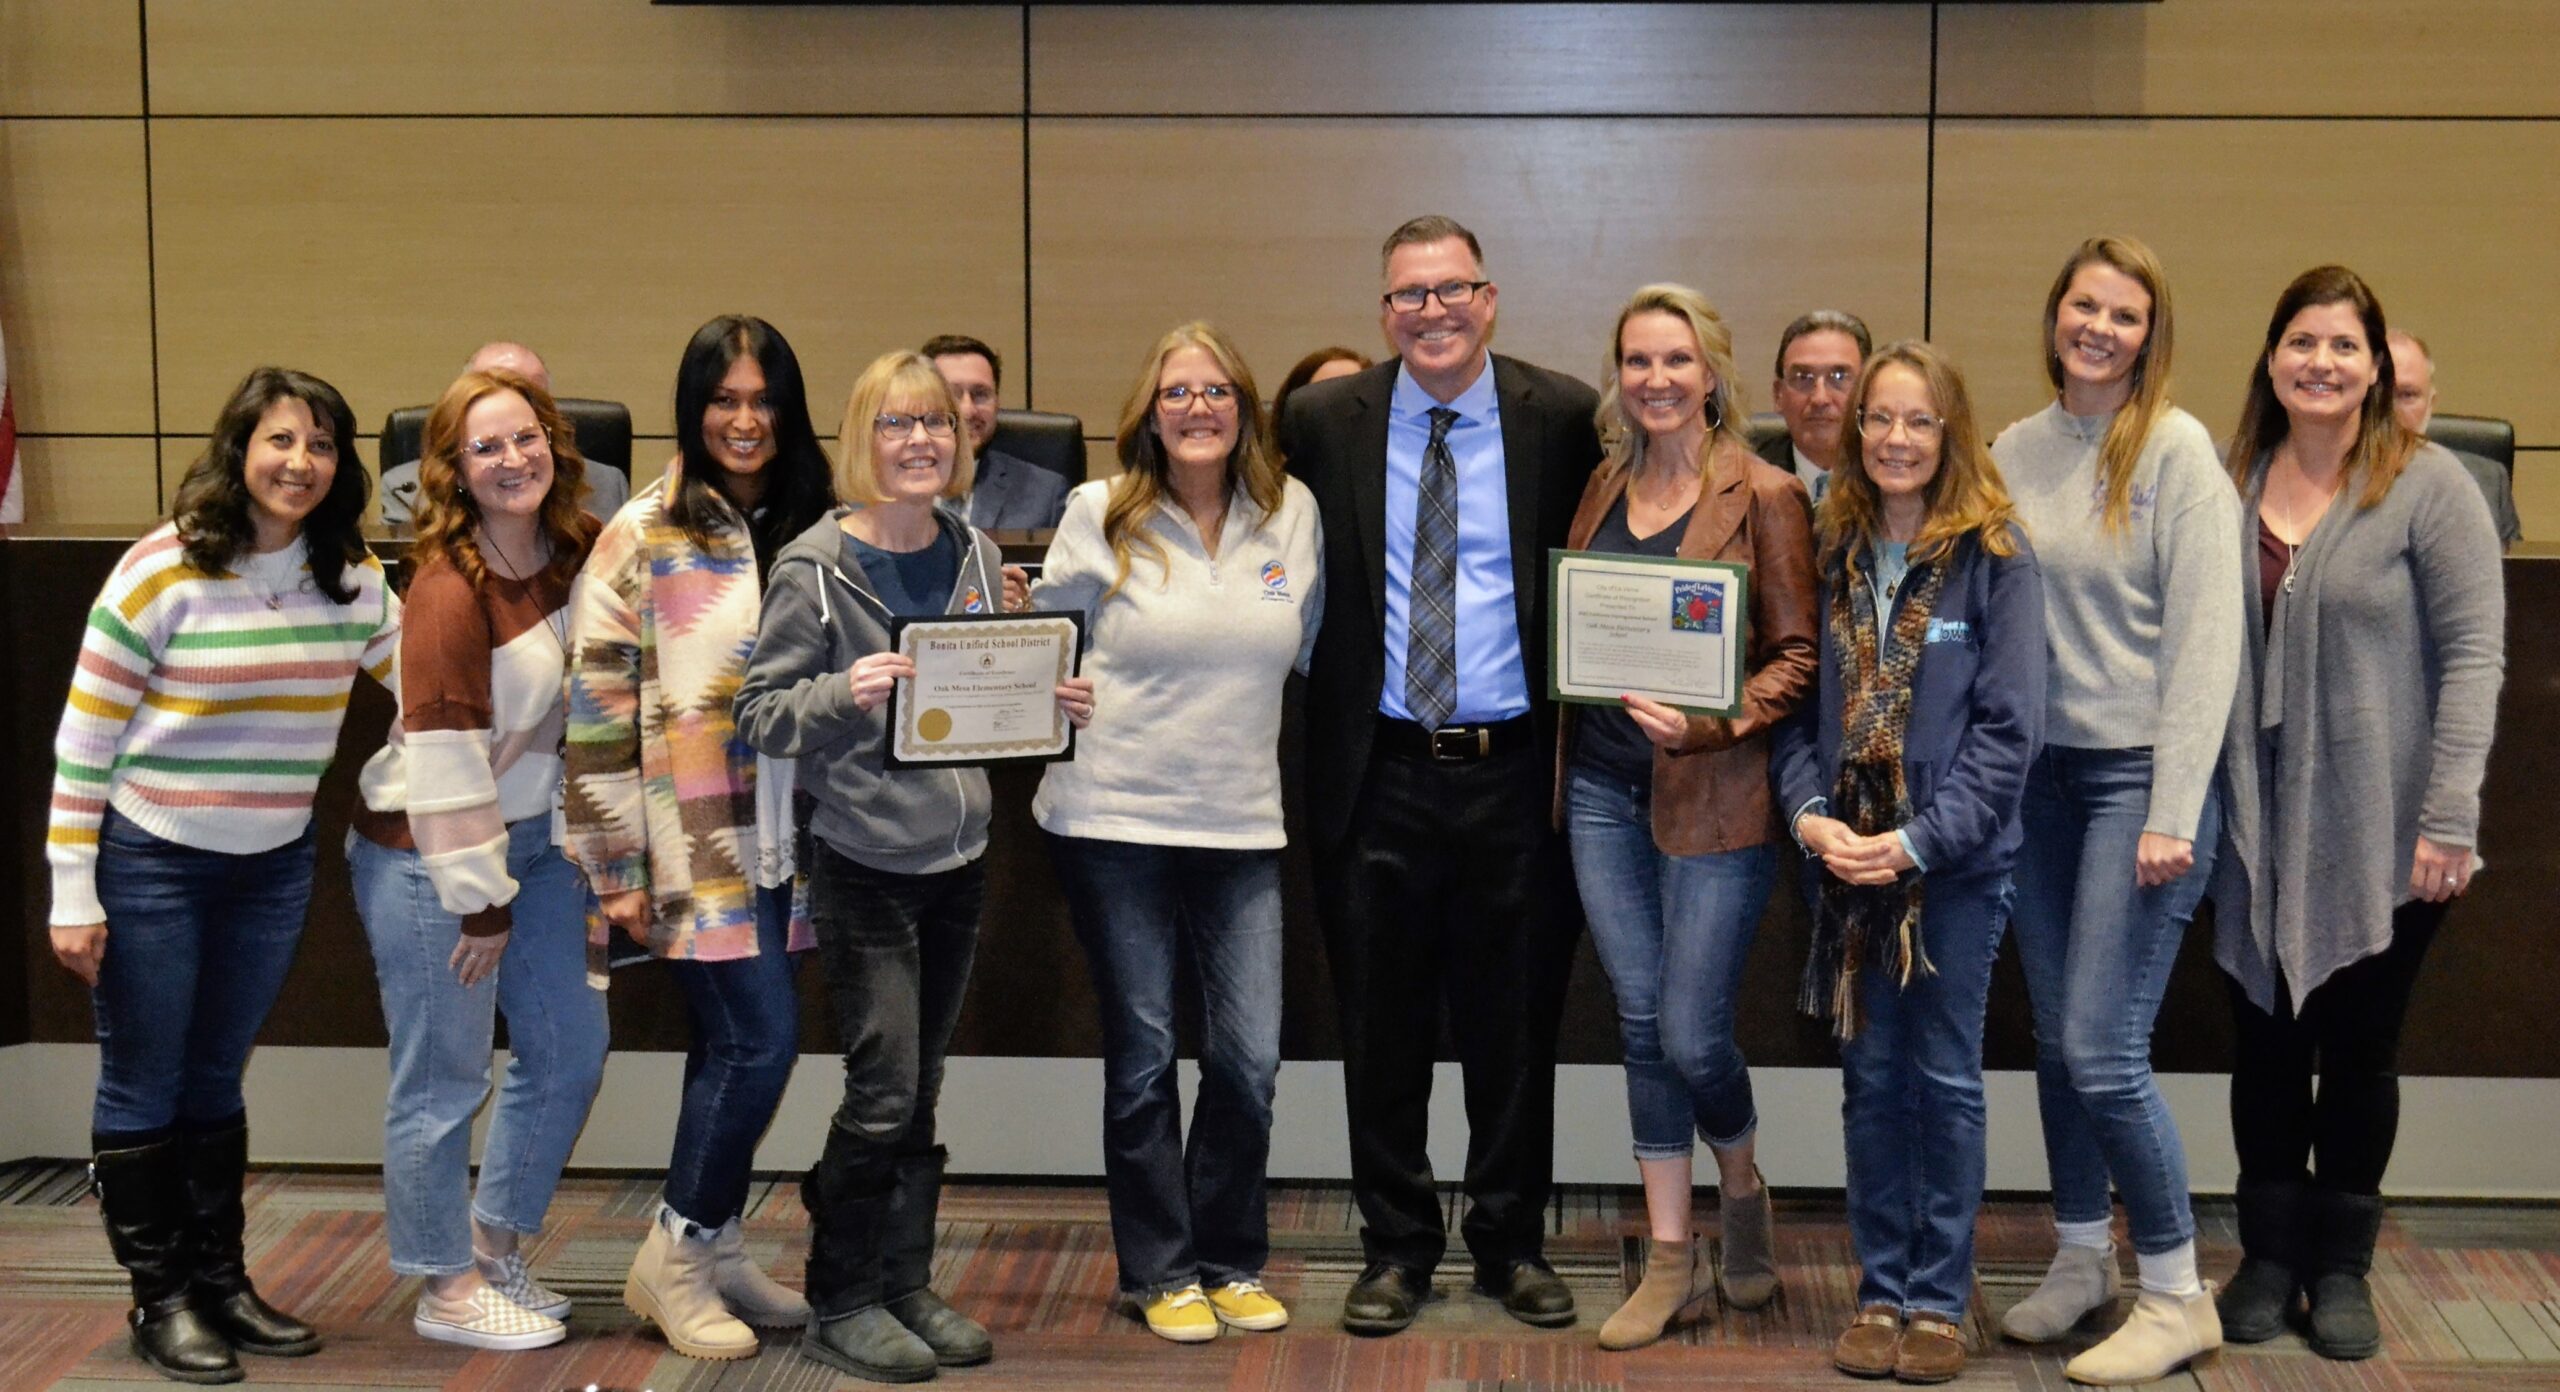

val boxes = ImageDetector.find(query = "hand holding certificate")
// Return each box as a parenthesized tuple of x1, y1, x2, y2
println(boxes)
(883, 611, 1086, 766)
(1548, 549, 1749, 717)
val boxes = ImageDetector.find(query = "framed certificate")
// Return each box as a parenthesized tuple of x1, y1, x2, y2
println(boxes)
(1547, 549, 1749, 717)
(883, 611, 1083, 767)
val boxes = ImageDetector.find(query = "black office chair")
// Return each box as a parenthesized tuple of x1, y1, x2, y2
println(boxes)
(378, 398, 634, 480)
(2425, 413, 2514, 479)
(986, 409, 1087, 489)
(1746, 411, 1788, 456)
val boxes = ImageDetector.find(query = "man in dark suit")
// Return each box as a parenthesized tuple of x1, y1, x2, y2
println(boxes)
(1753, 310, 1871, 505)
(1278, 215, 1601, 1336)
(925, 334, 1071, 530)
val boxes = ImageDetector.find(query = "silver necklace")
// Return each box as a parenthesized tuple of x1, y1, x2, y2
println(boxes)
(481, 528, 571, 654)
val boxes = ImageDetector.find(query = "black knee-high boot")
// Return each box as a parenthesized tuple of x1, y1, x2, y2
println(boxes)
(882, 1146, 991, 1366)
(93, 1138, 242, 1385)
(801, 1125, 937, 1384)
(179, 1118, 322, 1356)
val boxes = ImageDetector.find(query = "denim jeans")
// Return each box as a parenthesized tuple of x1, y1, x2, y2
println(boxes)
(1564, 762, 1775, 1156)
(348, 818, 610, 1275)
(807, 841, 982, 1193)
(1047, 833, 1283, 1294)
(2012, 744, 2219, 1255)
(90, 808, 318, 1139)
(1838, 872, 2011, 1321)
(661, 881, 801, 1230)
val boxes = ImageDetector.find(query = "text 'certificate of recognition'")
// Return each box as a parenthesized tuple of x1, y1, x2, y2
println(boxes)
(884, 611, 1082, 767)
(1547, 549, 1748, 718)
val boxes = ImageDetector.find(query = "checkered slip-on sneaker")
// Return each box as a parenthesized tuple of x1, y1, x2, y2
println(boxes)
(475, 1248, 574, 1320)
(415, 1284, 567, 1351)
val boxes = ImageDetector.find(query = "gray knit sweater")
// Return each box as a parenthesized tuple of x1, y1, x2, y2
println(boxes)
(2210, 443, 2506, 1013)
(1992, 402, 2243, 840)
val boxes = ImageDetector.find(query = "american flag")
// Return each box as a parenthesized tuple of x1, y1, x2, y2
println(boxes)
(0, 314, 21, 523)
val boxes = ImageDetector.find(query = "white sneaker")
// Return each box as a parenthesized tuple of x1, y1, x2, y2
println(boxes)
(415, 1284, 567, 1351)
(475, 1247, 573, 1320)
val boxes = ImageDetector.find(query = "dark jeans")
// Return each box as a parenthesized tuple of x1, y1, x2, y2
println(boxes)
(808, 842, 982, 1194)
(1047, 833, 1283, 1295)
(661, 881, 800, 1230)
(90, 808, 318, 1140)
(2227, 900, 2445, 1196)
(1313, 741, 1576, 1276)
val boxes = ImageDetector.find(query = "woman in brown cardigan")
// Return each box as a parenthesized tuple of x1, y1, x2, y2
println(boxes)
(1556, 283, 1819, 1349)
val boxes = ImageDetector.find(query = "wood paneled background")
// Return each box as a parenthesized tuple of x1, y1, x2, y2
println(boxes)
(4, 1, 2556, 530)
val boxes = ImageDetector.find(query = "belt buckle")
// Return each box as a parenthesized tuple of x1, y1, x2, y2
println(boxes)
(1429, 725, 1487, 762)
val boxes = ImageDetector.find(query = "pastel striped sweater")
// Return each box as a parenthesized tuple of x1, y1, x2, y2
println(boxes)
(48, 524, 402, 926)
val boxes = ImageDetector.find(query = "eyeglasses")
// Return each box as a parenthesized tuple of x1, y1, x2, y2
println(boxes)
(874, 411, 958, 439)
(1157, 383, 1240, 412)
(1783, 366, 1857, 394)
(1858, 409, 1943, 442)
(1382, 280, 1491, 314)
(461, 425, 549, 463)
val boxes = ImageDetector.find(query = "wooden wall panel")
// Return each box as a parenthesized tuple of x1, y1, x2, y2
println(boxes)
(0, 0, 143, 117)
(147, 118, 1025, 439)
(1031, 4, 1929, 115)
(2513, 452, 2558, 544)
(1929, 120, 2560, 447)
(1939, 0, 2560, 117)
(1030, 118, 1929, 438)
(143, 0, 1022, 116)
(11, 439, 160, 529)
(0, 121, 156, 434)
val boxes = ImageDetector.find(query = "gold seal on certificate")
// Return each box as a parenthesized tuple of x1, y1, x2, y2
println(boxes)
(1547, 549, 1750, 717)
(884, 611, 1083, 767)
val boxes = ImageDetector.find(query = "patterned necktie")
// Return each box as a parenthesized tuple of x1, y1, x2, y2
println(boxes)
(1406, 407, 1461, 728)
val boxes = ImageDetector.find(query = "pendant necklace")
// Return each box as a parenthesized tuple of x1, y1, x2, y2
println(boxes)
(483, 529, 569, 655)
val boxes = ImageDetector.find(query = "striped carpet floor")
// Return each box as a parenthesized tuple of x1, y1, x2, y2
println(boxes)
(3, 1162, 2556, 1390)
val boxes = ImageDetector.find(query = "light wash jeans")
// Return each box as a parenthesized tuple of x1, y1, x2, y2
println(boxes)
(349, 818, 609, 1276)
(1564, 761, 1776, 1157)
(2011, 744, 2219, 1256)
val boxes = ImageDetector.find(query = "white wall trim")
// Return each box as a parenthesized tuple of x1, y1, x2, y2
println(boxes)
(3, 1045, 2553, 1199)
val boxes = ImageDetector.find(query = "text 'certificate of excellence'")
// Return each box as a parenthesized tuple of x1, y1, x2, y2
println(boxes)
(1547, 550, 1748, 718)
(884, 611, 1083, 767)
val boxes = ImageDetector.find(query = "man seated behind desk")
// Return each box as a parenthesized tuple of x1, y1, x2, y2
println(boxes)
(381, 341, 629, 525)
(927, 334, 1071, 531)
(2389, 329, 2520, 552)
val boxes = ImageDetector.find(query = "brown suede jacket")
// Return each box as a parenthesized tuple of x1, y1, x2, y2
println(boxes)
(1551, 440, 1820, 854)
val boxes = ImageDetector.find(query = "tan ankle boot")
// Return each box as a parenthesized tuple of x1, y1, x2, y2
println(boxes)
(2064, 1286, 2221, 1385)
(711, 1216, 812, 1327)
(1598, 1238, 1709, 1350)
(624, 1215, 759, 1360)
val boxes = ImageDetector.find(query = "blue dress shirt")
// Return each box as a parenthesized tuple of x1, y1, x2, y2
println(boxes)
(1379, 361, 1531, 723)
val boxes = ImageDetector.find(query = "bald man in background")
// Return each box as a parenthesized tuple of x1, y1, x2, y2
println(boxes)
(379, 341, 629, 525)
(2389, 330, 2519, 552)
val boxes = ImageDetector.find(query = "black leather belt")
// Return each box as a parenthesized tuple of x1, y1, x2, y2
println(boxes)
(1375, 714, 1533, 763)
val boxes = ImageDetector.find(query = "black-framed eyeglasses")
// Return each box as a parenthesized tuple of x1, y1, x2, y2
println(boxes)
(461, 425, 549, 463)
(874, 411, 958, 439)
(1157, 383, 1239, 412)
(1382, 280, 1491, 314)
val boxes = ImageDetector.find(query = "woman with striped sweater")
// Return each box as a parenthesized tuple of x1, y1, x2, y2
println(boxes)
(46, 367, 399, 1385)
(565, 315, 837, 1361)
(346, 370, 609, 1352)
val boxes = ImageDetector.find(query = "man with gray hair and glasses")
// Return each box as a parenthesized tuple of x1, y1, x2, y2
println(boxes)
(1756, 311, 1873, 504)
(380, 340, 628, 525)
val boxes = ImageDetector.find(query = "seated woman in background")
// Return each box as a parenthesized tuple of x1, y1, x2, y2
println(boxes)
(1031, 323, 1322, 1344)
(1270, 345, 1373, 432)
(1772, 341, 2045, 1385)
(2209, 266, 2504, 1364)
(565, 315, 836, 1362)
(345, 369, 609, 1352)
(47, 367, 398, 1385)
(736, 350, 1092, 1382)
(1560, 283, 1817, 1351)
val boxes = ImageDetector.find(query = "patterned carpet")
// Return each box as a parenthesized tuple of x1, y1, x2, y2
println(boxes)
(3, 1161, 2556, 1390)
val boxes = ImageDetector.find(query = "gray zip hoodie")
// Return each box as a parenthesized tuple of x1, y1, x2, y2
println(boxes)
(734, 506, 1002, 875)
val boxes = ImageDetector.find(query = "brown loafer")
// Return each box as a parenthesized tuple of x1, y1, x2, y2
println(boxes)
(1834, 1305, 1901, 1378)
(1894, 1314, 1965, 1384)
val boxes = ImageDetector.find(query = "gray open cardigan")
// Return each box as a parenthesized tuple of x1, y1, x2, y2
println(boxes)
(2210, 442, 2505, 1014)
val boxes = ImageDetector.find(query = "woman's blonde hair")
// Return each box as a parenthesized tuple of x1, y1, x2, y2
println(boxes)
(835, 350, 976, 507)
(2223, 264, 2416, 510)
(1824, 340, 2021, 568)
(2040, 235, 2176, 537)
(1102, 322, 1282, 598)
(412, 369, 599, 588)
(1594, 283, 1748, 483)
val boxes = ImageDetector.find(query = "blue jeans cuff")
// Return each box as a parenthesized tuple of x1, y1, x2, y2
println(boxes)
(1701, 1115, 1759, 1151)
(1630, 1140, 1693, 1161)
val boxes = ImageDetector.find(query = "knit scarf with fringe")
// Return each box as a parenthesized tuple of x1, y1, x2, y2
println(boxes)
(1801, 544, 1945, 1040)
